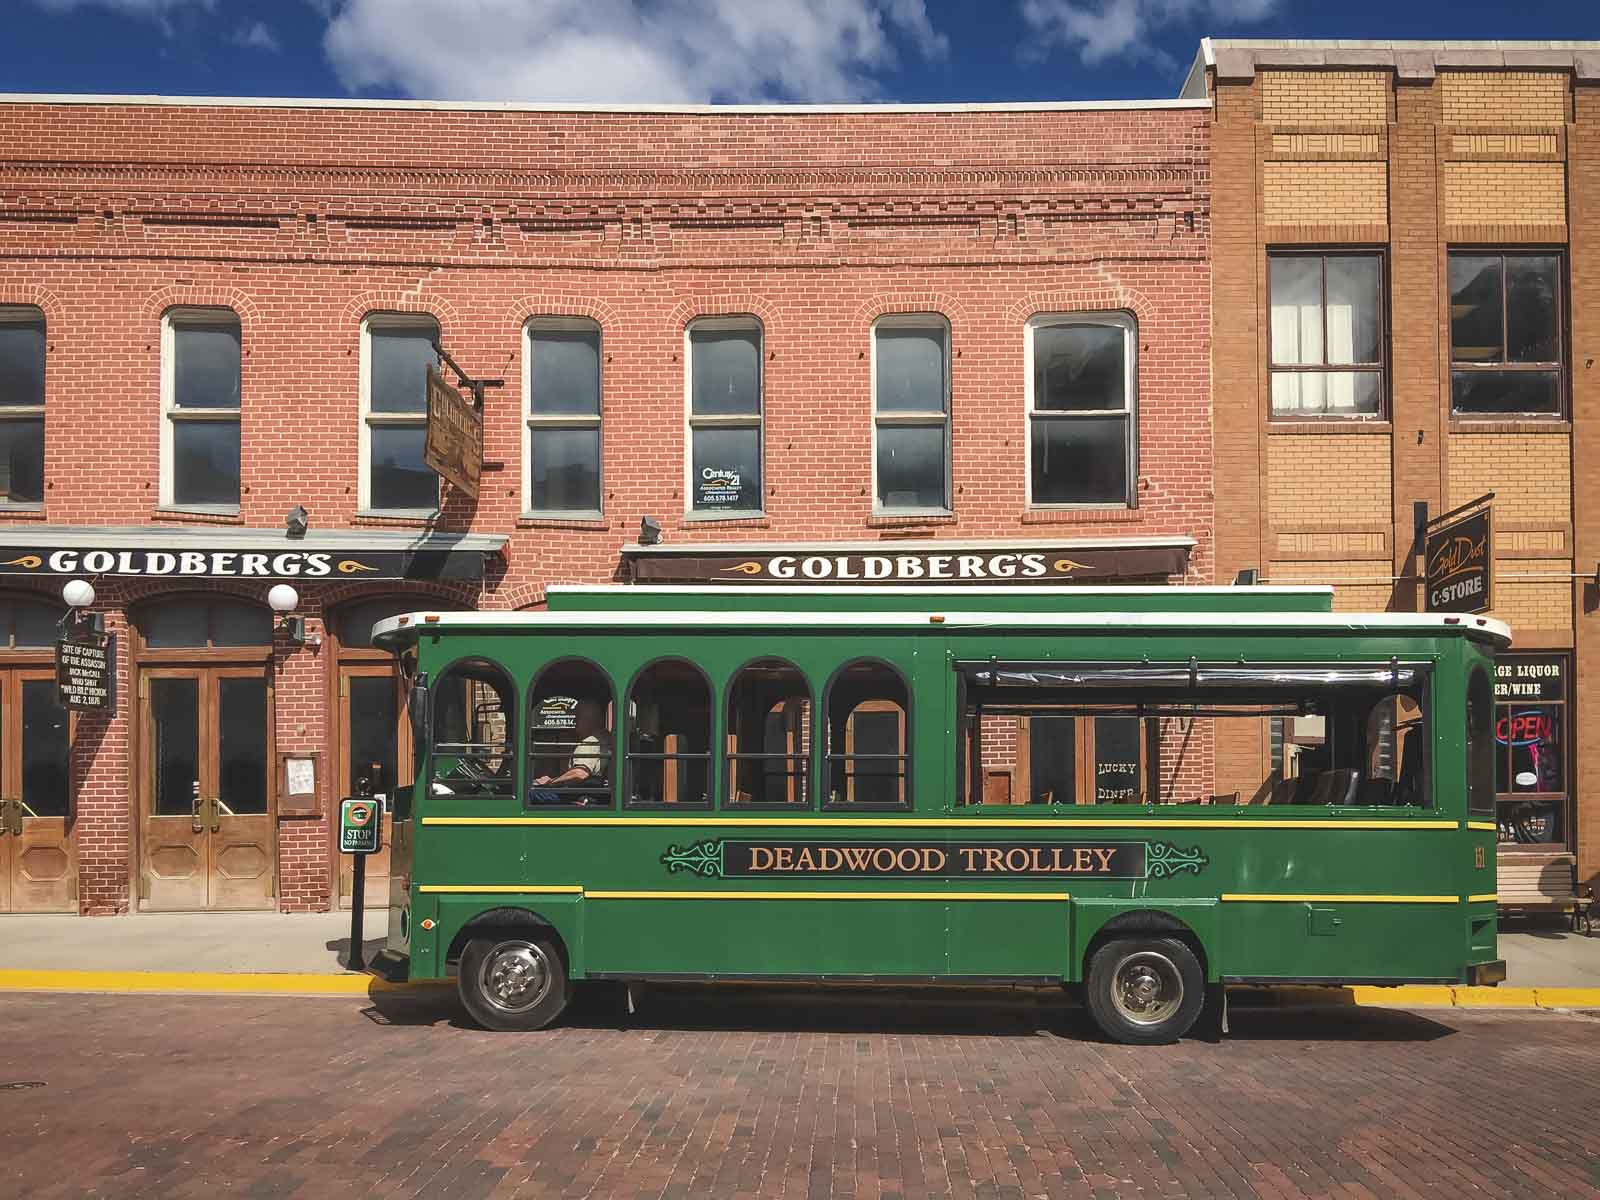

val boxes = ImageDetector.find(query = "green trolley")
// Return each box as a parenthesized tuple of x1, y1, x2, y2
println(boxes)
(372, 584, 1507, 1044)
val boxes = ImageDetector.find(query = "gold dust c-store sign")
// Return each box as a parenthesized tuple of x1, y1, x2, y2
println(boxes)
(0, 547, 398, 578)
(661, 838, 1209, 880)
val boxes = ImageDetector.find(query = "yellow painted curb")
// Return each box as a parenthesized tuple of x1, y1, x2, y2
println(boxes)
(0, 969, 444, 996)
(1228, 983, 1600, 1009)
(1533, 987, 1600, 1009)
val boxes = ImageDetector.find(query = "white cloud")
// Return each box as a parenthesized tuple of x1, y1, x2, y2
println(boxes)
(320, 0, 949, 104)
(230, 20, 281, 51)
(1020, 0, 1277, 68)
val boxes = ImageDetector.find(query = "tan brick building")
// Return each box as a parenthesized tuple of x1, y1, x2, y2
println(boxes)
(1193, 40, 1600, 892)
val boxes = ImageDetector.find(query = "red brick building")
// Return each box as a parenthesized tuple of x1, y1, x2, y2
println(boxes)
(0, 93, 1213, 914)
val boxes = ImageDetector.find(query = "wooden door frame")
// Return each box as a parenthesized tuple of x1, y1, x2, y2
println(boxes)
(128, 601, 274, 910)
(323, 594, 462, 907)
(334, 661, 408, 906)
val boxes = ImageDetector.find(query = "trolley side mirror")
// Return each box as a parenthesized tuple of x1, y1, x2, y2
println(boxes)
(408, 672, 430, 748)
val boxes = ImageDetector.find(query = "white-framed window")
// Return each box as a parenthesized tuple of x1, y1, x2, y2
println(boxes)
(0, 305, 46, 507)
(523, 318, 602, 517)
(1269, 251, 1385, 419)
(872, 314, 950, 514)
(1024, 312, 1137, 508)
(685, 316, 763, 517)
(360, 313, 440, 515)
(161, 307, 241, 511)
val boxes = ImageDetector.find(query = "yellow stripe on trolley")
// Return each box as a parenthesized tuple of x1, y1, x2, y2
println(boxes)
(418, 885, 584, 895)
(1466, 822, 1497, 832)
(1467, 893, 1499, 903)
(1220, 893, 1458, 904)
(422, 816, 1457, 831)
(584, 890, 1070, 902)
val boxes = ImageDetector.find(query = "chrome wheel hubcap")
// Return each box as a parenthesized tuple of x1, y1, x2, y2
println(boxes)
(479, 940, 552, 1014)
(1109, 951, 1183, 1026)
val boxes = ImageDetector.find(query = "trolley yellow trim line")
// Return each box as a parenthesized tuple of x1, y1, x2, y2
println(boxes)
(1466, 821, 1497, 832)
(1467, 893, 1499, 903)
(418, 885, 584, 895)
(422, 816, 1459, 831)
(1220, 893, 1459, 904)
(584, 890, 1071, 902)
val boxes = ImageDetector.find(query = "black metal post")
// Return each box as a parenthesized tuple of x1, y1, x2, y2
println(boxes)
(349, 854, 367, 972)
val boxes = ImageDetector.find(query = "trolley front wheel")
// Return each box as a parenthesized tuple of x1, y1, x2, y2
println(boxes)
(457, 933, 571, 1031)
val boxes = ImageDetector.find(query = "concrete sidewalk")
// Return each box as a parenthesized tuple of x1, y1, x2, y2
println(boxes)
(0, 909, 391, 975)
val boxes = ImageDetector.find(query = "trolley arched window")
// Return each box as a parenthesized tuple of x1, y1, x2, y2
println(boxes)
(429, 658, 515, 800)
(527, 658, 615, 808)
(825, 660, 910, 807)
(726, 658, 810, 807)
(626, 659, 712, 807)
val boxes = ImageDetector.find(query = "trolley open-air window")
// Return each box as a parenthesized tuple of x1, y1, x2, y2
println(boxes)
(825, 660, 910, 808)
(626, 659, 712, 807)
(956, 661, 1429, 808)
(725, 658, 811, 807)
(429, 659, 515, 800)
(527, 658, 615, 808)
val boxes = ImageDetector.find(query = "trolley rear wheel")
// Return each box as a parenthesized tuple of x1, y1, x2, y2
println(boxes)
(1083, 936, 1205, 1045)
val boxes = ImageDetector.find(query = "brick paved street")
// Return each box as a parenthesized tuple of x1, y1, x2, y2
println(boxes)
(3, 986, 1598, 1200)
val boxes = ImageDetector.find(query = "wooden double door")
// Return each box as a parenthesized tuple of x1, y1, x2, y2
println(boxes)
(0, 667, 75, 912)
(139, 666, 275, 910)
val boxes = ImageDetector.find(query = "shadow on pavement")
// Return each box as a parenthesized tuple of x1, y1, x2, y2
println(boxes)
(324, 936, 390, 971)
(1223, 1003, 1458, 1043)
(359, 980, 1460, 1044)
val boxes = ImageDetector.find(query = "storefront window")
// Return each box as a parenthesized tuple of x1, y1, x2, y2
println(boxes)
(362, 314, 441, 513)
(1493, 653, 1568, 844)
(1449, 252, 1564, 416)
(0, 307, 46, 505)
(1269, 253, 1385, 418)
(686, 318, 763, 516)
(525, 320, 602, 516)
(873, 316, 950, 513)
(162, 309, 242, 510)
(1026, 313, 1136, 507)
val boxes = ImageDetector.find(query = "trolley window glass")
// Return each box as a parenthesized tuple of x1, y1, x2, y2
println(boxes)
(429, 659, 516, 801)
(956, 661, 1430, 808)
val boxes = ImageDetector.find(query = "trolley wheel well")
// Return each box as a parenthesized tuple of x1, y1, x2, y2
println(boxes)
(1081, 910, 1208, 981)
(445, 906, 568, 968)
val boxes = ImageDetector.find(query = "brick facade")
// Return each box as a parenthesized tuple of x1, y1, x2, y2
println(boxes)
(0, 97, 1213, 914)
(1206, 43, 1600, 887)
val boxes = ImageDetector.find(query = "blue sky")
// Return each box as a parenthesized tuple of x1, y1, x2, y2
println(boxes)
(9, 1, 1599, 104)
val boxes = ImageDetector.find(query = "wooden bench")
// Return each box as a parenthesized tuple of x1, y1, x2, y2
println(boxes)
(1498, 850, 1594, 934)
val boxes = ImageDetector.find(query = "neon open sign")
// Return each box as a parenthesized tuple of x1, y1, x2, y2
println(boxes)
(1496, 710, 1553, 748)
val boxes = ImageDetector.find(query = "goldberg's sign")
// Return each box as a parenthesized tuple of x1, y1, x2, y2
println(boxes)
(56, 636, 114, 713)
(424, 365, 483, 499)
(629, 543, 1190, 585)
(1424, 504, 1492, 614)
(0, 546, 486, 581)
(661, 838, 1211, 881)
